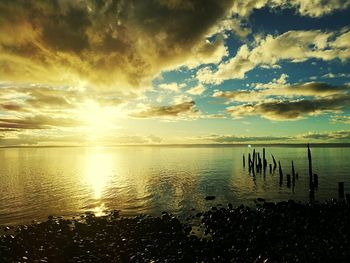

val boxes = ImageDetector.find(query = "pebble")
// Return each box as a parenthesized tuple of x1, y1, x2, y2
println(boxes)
(0, 200, 349, 262)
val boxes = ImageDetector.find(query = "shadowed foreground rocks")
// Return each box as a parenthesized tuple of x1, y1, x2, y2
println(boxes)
(1, 200, 350, 262)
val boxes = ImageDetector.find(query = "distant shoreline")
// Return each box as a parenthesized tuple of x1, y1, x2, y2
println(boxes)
(1, 143, 350, 149)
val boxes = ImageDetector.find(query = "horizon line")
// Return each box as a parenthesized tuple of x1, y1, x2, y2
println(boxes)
(1, 142, 350, 149)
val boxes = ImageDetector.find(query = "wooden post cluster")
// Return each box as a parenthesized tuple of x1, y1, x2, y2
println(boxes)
(241, 144, 330, 203)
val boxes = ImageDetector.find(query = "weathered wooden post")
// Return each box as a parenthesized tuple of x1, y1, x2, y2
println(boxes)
(259, 156, 262, 172)
(263, 148, 266, 173)
(286, 174, 291, 188)
(338, 182, 345, 199)
(269, 164, 272, 174)
(248, 153, 251, 172)
(307, 144, 313, 189)
(272, 154, 277, 170)
(257, 153, 262, 173)
(307, 144, 315, 201)
(278, 161, 283, 186)
(243, 154, 245, 168)
(252, 149, 256, 174)
(291, 161, 295, 186)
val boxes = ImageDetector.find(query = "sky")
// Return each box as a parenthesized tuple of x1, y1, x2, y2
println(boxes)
(0, 0, 350, 146)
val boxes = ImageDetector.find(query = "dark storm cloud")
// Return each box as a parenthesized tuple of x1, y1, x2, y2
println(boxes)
(130, 101, 197, 118)
(0, 0, 232, 88)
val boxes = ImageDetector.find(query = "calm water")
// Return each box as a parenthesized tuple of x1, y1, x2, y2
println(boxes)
(0, 146, 349, 226)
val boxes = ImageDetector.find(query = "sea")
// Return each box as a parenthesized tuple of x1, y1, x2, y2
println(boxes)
(0, 145, 349, 226)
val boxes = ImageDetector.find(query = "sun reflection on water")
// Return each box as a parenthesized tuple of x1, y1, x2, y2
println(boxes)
(84, 149, 113, 199)
(91, 203, 107, 217)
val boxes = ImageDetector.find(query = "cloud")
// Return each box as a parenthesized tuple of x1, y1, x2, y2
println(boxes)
(0, 115, 81, 130)
(321, 73, 350, 79)
(0, 0, 233, 90)
(201, 134, 291, 143)
(213, 80, 350, 104)
(213, 90, 254, 102)
(198, 130, 350, 143)
(298, 130, 350, 140)
(230, 0, 350, 18)
(331, 115, 350, 124)
(199, 29, 350, 84)
(158, 82, 186, 92)
(130, 101, 198, 119)
(187, 84, 206, 95)
(3, 0, 349, 92)
(226, 95, 350, 120)
(0, 84, 130, 114)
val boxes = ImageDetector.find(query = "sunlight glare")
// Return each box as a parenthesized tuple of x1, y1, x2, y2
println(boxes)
(78, 100, 118, 139)
(84, 150, 113, 199)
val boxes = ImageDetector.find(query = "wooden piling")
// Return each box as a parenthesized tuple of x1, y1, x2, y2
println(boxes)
(338, 182, 344, 199)
(269, 164, 272, 174)
(286, 174, 291, 188)
(292, 161, 295, 179)
(263, 148, 266, 173)
(278, 161, 283, 186)
(252, 150, 256, 174)
(248, 153, 251, 172)
(257, 153, 262, 173)
(307, 144, 313, 189)
(252, 150, 256, 169)
(271, 154, 277, 170)
(243, 154, 245, 168)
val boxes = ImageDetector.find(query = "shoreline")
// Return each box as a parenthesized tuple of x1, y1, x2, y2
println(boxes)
(1, 199, 350, 262)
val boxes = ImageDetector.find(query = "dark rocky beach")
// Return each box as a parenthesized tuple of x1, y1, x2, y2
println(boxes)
(1, 199, 350, 262)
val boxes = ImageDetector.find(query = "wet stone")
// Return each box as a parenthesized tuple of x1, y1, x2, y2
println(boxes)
(0, 201, 349, 262)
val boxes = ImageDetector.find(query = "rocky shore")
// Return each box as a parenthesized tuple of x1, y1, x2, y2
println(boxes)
(1, 200, 350, 262)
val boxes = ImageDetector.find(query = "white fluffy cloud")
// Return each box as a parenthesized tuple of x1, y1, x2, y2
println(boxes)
(187, 84, 206, 95)
(230, 0, 350, 18)
(158, 82, 186, 92)
(198, 29, 350, 85)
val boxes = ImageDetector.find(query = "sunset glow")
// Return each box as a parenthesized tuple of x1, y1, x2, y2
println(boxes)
(0, 0, 349, 146)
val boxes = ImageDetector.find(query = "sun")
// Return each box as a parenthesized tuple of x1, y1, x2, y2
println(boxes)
(77, 100, 118, 139)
